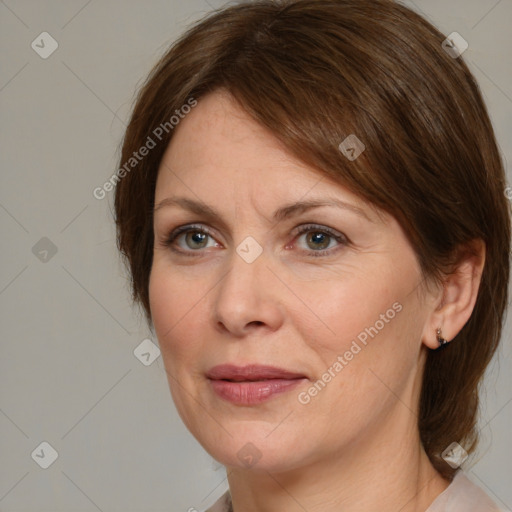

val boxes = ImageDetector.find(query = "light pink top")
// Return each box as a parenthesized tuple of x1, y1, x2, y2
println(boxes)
(425, 471, 504, 512)
(203, 471, 506, 511)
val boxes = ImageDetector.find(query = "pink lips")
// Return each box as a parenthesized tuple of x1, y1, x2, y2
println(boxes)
(206, 364, 307, 405)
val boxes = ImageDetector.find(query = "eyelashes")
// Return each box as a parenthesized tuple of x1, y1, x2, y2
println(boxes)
(161, 223, 349, 258)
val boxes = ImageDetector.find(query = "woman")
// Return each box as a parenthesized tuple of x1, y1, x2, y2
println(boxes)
(114, 1, 510, 510)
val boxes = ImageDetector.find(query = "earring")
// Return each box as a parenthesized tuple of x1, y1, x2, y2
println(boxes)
(436, 328, 449, 348)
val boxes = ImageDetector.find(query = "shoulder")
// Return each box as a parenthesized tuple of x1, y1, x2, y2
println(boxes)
(426, 470, 505, 512)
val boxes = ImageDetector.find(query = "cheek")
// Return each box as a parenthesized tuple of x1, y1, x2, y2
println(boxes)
(148, 267, 173, 336)
(148, 264, 202, 360)
(307, 279, 422, 409)
(148, 262, 217, 431)
(297, 265, 405, 352)
(298, 262, 421, 395)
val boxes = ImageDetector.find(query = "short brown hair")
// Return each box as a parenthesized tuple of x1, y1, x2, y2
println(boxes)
(114, 0, 511, 479)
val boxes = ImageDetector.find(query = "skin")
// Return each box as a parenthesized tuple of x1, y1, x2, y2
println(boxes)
(149, 89, 485, 512)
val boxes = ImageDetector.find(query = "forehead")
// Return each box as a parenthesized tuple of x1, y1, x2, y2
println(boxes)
(158, 90, 307, 179)
(154, 89, 384, 227)
(158, 92, 335, 194)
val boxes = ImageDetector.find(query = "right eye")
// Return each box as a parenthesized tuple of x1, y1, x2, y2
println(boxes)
(163, 224, 221, 254)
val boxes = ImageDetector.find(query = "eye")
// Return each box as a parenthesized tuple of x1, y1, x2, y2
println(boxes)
(292, 224, 348, 256)
(163, 224, 220, 254)
(161, 222, 349, 258)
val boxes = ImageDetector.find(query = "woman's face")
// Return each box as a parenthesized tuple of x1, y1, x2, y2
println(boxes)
(149, 89, 436, 472)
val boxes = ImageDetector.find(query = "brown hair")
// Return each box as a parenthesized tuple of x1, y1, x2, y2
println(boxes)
(114, 0, 511, 479)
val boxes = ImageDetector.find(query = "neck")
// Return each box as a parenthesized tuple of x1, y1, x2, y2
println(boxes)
(224, 405, 450, 512)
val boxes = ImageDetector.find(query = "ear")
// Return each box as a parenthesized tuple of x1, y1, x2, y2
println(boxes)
(422, 239, 486, 349)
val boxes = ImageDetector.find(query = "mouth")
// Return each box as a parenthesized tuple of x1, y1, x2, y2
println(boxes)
(206, 364, 308, 405)
(223, 377, 286, 382)
(206, 363, 307, 381)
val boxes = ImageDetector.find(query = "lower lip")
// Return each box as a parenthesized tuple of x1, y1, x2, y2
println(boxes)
(209, 378, 307, 405)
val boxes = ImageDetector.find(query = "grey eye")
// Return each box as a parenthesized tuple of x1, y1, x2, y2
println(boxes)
(184, 231, 209, 249)
(304, 232, 332, 250)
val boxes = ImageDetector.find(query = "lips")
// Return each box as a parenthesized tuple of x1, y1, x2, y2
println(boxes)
(206, 364, 306, 382)
(206, 364, 308, 405)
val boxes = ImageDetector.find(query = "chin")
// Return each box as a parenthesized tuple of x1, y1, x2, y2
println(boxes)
(198, 429, 311, 473)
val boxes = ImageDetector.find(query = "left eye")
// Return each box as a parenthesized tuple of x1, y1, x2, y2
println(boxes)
(294, 226, 346, 253)
(299, 231, 335, 250)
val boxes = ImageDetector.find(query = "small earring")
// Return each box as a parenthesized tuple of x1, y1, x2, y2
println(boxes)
(436, 328, 449, 349)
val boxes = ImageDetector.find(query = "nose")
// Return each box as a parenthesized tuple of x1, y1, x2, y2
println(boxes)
(212, 246, 285, 337)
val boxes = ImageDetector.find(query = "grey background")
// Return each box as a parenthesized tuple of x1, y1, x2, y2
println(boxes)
(0, 0, 511, 511)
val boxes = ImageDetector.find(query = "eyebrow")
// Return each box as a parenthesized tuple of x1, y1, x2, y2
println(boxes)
(153, 196, 375, 223)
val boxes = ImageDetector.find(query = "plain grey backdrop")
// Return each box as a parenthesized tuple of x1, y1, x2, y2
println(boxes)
(1, 0, 511, 511)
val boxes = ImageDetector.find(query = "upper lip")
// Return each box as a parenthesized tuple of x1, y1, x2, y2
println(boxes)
(206, 364, 307, 381)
